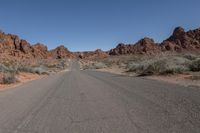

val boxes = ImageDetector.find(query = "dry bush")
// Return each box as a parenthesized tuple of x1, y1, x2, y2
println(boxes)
(127, 56, 189, 76)
(82, 62, 107, 70)
(189, 58, 200, 72)
(1, 72, 17, 84)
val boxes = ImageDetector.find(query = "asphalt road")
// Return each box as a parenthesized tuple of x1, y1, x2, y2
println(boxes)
(0, 61, 200, 133)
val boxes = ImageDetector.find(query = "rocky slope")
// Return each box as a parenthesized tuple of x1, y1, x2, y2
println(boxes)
(75, 49, 109, 59)
(1, 26, 200, 62)
(0, 32, 47, 64)
(0, 31, 76, 64)
(0, 31, 108, 62)
(109, 27, 200, 55)
(48, 45, 75, 59)
(109, 37, 161, 55)
(161, 27, 200, 52)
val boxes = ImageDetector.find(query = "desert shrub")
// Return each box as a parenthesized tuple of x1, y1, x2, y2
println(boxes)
(46, 64, 57, 68)
(127, 59, 167, 75)
(32, 66, 48, 75)
(189, 58, 200, 72)
(138, 59, 170, 76)
(128, 57, 188, 76)
(183, 54, 197, 60)
(81, 62, 107, 70)
(0, 64, 9, 72)
(17, 66, 34, 73)
(126, 62, 140, 72)
(81, 65, 90, 70)
(0, 63, 18, 73)
(17, 65, 48, 75)
(93, 62, 107, 69)
(2, 72, 17, 84)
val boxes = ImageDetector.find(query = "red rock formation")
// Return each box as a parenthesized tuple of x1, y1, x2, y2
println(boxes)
(1, 26, 200, 62)
(32, 43, 48, 59)
(0, 31, 49, 61)
(76, 49, 109, 59)
(48, 45, 75, 59)
(109, 37, 160, 55)
(161, 27, 200, 52)
(110, 27, 200, 55)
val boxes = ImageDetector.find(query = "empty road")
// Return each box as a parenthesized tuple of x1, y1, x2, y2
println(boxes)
(0, 61, 200, 133)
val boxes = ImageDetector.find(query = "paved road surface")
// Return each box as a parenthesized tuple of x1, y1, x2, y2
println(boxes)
(0, 61, 200, 133)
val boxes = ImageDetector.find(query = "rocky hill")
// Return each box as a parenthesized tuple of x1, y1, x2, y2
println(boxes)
(109, 27, 200, 55)
(1, 26, 200, 63)
(0, 32, 47, 62)
(161, 27, 200, 52)
(48, 45, 75, 59)
(75, 49, 109, 59)
(0, 31, 76, 63)
(109, 38, 160, 55)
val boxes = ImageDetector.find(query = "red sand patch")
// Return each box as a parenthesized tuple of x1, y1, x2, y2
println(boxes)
(0, 72, 44, 91)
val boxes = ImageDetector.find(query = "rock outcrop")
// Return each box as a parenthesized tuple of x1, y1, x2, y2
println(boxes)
(1, 26, 200, 62)
(48, 45, 75, 59)
(161, 27, 200, 52)
(32, 43, 48, 59)
(109, 37, 160, 55)
(76, 49, 109, 59)
(0, 32, 38, 60)
(109, 27, 200, 55)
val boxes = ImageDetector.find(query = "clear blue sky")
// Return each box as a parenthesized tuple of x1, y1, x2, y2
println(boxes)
(0, 0, 199, 51)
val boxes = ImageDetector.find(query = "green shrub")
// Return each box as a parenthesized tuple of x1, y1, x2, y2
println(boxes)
(17, 66, 49, 75)
(93, 62, 107, 69)
(126, 62, 140, 72)
(0, 64, 9, 72)
(2, 72, 17, 84)
(17, 67, 34, 73)
(32, 66, 48, 75)
(189, 58, 200, 72)
(183, 54, 197, 60)
(128, 58, 187, 76)
(138, 60, 169, 76)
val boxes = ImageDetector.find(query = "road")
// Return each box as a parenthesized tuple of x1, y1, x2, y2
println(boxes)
(0, 61, 200, 133)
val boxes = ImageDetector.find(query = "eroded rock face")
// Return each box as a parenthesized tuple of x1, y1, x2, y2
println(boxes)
(110, 27, 200, 55)
(75, 49, 109, 59)
(48, 45, 75, 59)
(0, 32, 49, 63)
(1, 26, 200, 63)
(161, 27, 200, 52)
(32, 43, 48, 59)
(133, 38, 161, 54)
(109, 37, 161, 55)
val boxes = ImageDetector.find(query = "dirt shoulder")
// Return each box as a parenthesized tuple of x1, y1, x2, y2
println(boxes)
(96, 68, 200, 88)
(147, 73, 200, 88)
(0, 72, 45, 91)
(96, 66, 128, 75)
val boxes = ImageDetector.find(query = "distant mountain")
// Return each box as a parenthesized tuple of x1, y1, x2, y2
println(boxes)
(1, 26, 200, 63)
(109, 27, 200, 55)
(74, 49, 109, 59)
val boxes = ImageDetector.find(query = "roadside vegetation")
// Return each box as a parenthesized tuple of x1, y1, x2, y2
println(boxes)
(0, 59, 70, 84)
(80, 53, 200, 76)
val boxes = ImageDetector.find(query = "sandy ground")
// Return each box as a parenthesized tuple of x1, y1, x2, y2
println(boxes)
(0, 72, 44, 91)
(148, 73, 200, 88)
(95, 65, 136, 76)
(97, 67, 127, 75)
